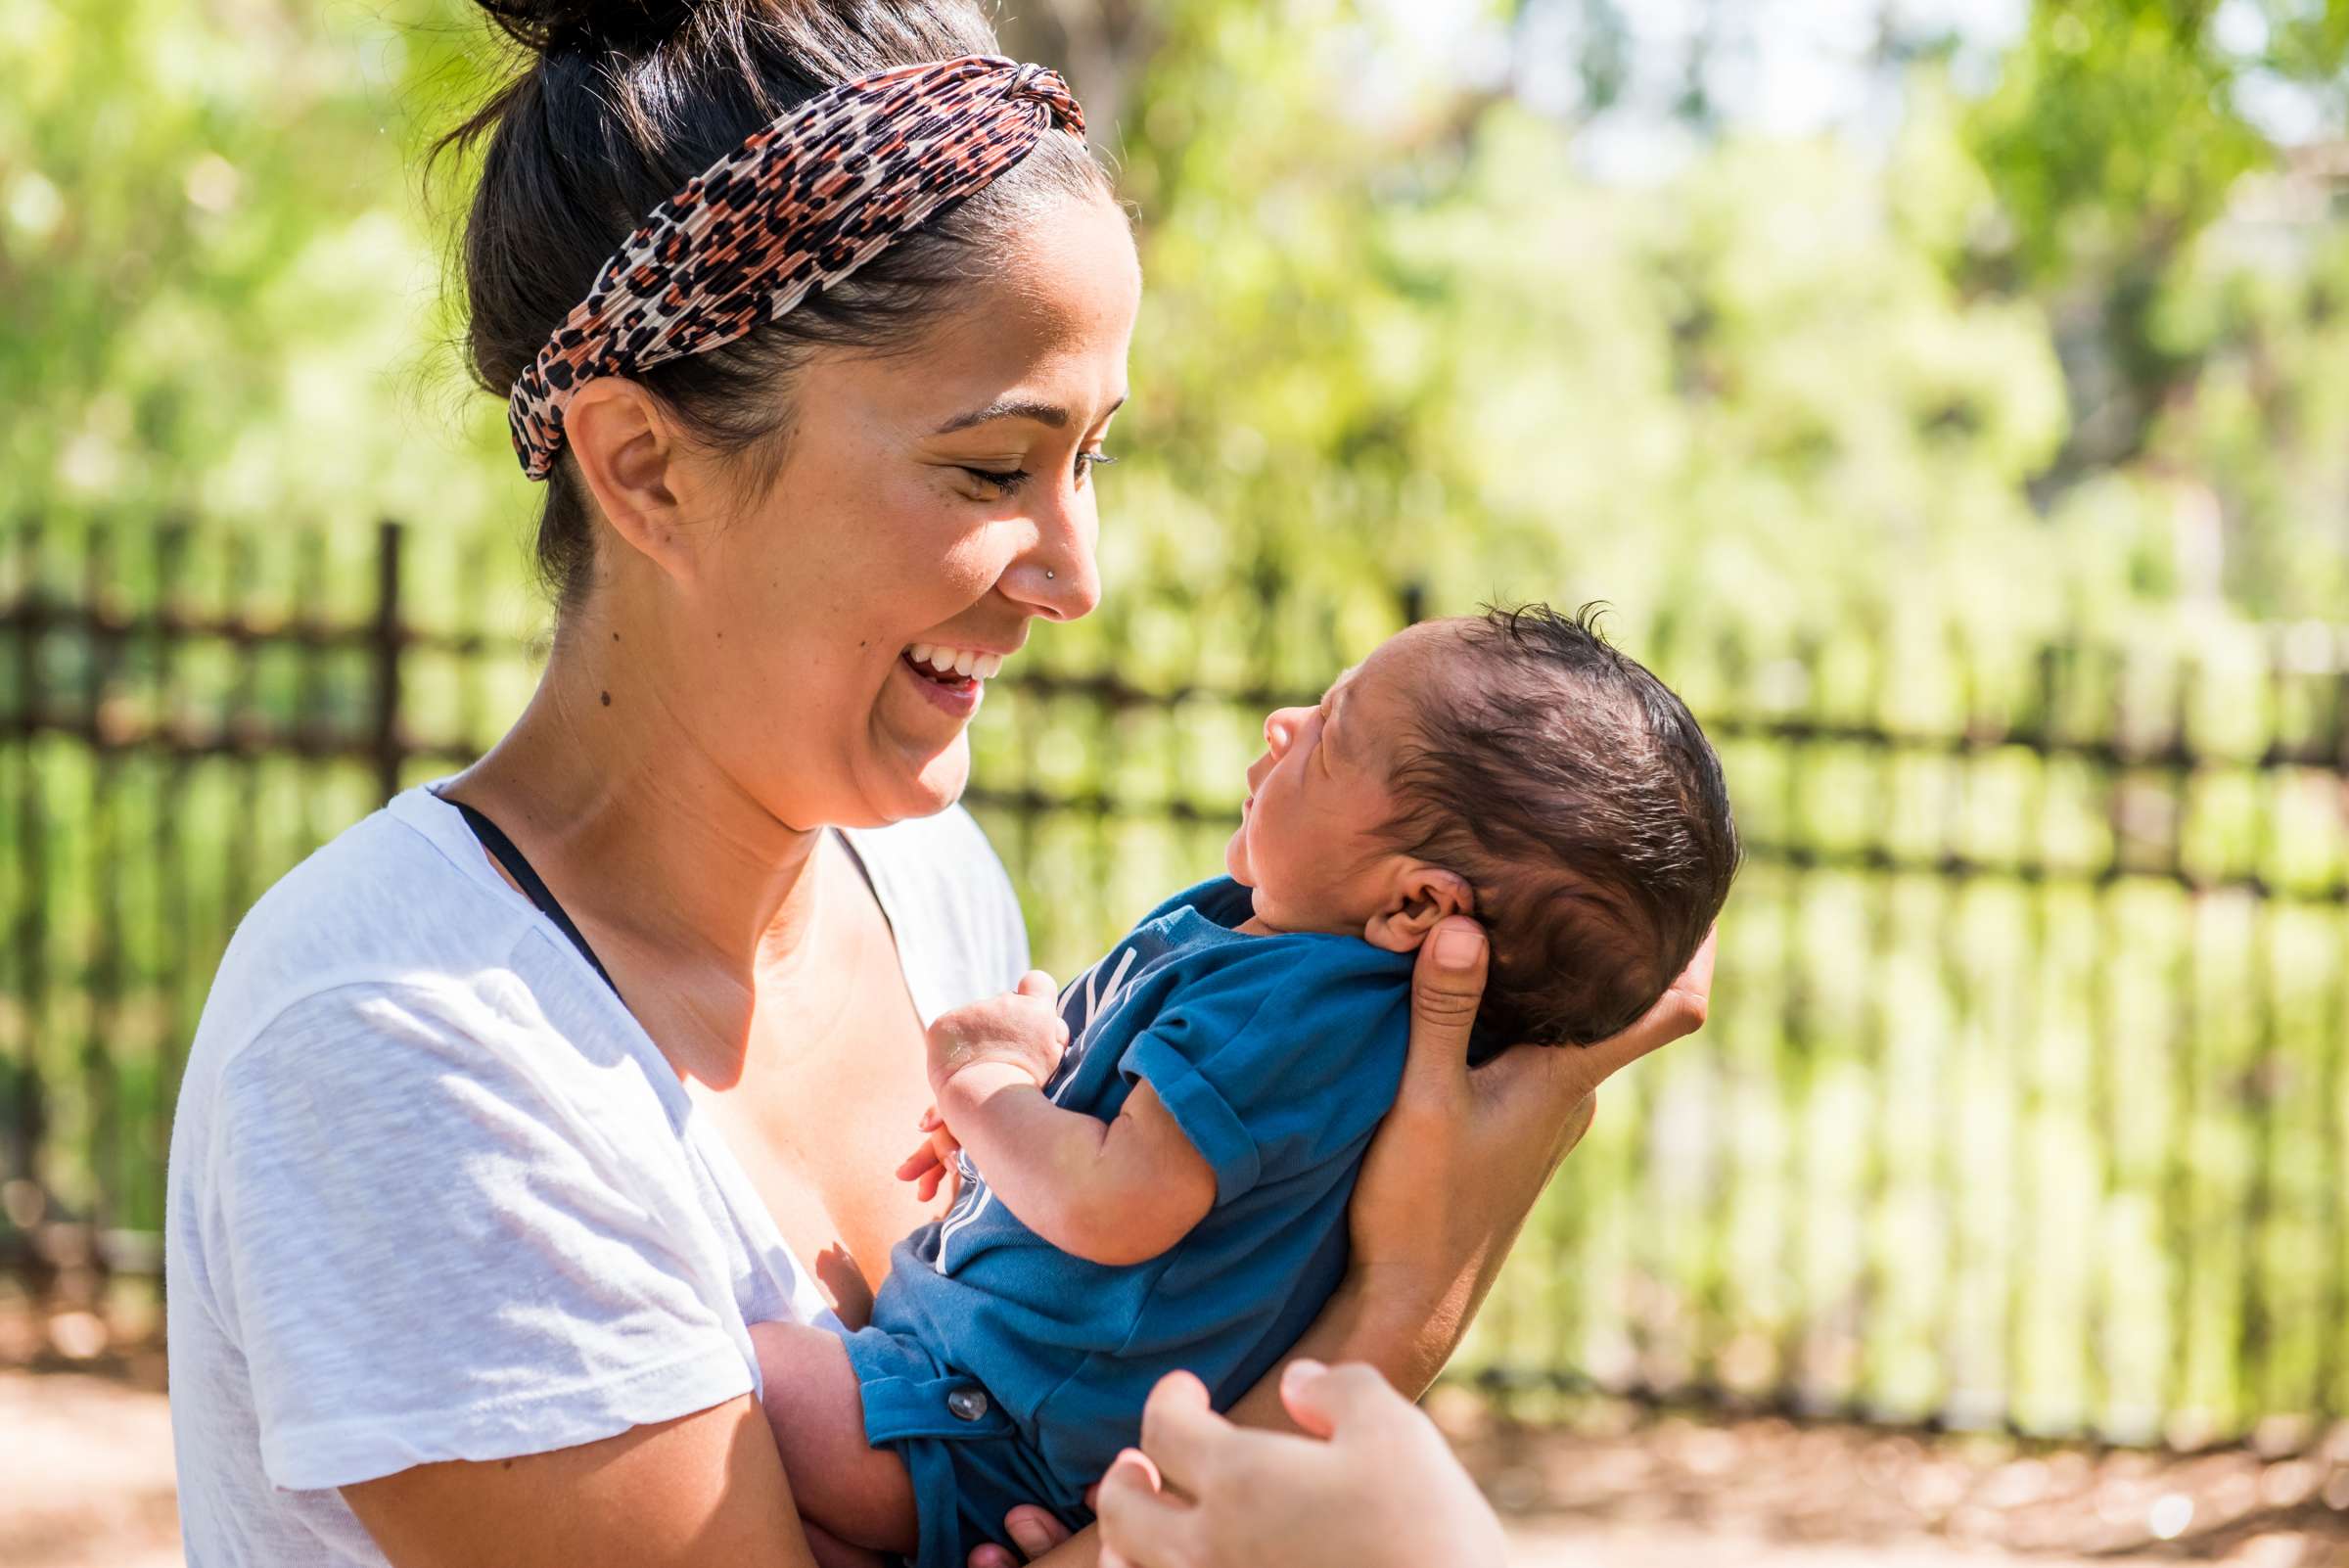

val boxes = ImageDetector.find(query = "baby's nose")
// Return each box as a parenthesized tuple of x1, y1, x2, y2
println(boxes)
(1264, 707, 1308, 753)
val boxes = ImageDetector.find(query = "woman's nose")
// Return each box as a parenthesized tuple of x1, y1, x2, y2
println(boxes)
(1000, 486, 1101, 623)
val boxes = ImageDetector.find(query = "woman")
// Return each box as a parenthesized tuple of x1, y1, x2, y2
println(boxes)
(161, 4, 1712, 1566)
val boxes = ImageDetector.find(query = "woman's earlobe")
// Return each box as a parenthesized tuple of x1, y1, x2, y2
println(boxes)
(565, 379, 693, 577)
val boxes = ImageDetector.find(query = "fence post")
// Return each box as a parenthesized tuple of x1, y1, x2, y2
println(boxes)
(371, 520, 404, 804)
(1400, 579, 1427, 627)
(4, 517, 54, 1301)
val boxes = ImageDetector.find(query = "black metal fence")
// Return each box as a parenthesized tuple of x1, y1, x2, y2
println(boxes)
(6, 515, 2349, 1449)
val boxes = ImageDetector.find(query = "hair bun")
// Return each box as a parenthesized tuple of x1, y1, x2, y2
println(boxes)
(475, 0, 705, 54)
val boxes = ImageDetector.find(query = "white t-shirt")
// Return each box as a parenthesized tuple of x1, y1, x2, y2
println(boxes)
(164, 780, 1030, 1566)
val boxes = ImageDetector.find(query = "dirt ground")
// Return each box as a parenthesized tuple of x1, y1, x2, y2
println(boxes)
(7, 1344, 2349, 1567)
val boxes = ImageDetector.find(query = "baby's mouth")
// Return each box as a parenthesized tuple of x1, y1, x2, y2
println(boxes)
(901, 642, 1005, 689)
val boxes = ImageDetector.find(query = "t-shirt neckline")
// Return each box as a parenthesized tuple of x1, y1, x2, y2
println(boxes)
(388, 779, 934, 1326)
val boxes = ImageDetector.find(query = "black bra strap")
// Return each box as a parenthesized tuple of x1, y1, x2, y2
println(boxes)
(439, 792, 625, 1004)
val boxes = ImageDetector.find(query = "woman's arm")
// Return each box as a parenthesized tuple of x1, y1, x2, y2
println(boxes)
(341, 1398, 861, 1568)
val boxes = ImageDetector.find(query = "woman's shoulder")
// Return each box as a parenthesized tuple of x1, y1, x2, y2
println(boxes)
(196, 786, 539, 1059)
(839, 802, 1012, 908)
(839, 803, 1031, 1010)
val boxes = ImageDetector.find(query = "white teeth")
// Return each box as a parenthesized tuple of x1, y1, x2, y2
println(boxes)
(906, 643, 1010, 679)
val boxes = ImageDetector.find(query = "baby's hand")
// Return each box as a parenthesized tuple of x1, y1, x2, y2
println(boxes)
(926, 970, 1070, 1097)
(897, 1106, 964, 1206)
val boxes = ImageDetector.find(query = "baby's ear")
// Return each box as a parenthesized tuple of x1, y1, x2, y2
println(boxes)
(1364, 867, 1475, 953)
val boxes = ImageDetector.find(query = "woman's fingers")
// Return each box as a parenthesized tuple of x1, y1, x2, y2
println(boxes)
(1134, 1370, 1232, 1495)
(1000, 1504, 1072, 1558)
(1559, 923, 1719, 1088)
(1399, 917, 1489, 1104)
(1472, 923, 1721, 1133)
(1274, 1358, 1394, 1440)
(1015, 969, 1059, 1000)
(1096, 1448, 1196, 1568)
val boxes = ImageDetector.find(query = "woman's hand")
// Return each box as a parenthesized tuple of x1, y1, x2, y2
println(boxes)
(1095, 1361, 1504, 1568)
(1345, 916, 1717, 1389)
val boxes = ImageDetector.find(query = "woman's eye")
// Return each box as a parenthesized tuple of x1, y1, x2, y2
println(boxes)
(960, 466, 1030, 496)
(1076, 448, 1118, 483)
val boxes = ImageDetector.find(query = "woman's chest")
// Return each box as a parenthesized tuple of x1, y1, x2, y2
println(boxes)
(693, 861, 952, 1325)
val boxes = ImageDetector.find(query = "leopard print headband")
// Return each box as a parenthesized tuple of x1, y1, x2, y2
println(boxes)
(506, 54, 1085, 481)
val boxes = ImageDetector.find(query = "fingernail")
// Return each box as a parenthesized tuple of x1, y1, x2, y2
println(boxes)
(1283, 1357, 1326, 1387)
(1009, 1519, 1053, 1554)
(1435, 925, 1483, 970)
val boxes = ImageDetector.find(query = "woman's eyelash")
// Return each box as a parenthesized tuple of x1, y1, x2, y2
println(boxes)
(960, 449, 1116, 496)
(961, 465, 1031, 494)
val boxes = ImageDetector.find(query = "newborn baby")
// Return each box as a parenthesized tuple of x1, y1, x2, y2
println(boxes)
(750, 602, 1740, 1567)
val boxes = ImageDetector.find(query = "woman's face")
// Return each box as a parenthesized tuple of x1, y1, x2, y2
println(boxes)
(639, 195, 1140, 831)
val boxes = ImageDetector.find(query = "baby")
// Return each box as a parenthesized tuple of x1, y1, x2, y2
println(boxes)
(750, 602, 1740, 1567)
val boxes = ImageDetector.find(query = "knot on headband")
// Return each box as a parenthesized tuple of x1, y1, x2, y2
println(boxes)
(506, 54, 1087, 482)
(1006, 60, 1081, 128)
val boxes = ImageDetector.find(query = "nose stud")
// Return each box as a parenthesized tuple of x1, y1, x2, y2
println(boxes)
(1045, 569, 1055, 579)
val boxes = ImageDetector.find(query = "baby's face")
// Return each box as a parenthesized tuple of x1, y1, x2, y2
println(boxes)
(1226, 622, 1463, 941)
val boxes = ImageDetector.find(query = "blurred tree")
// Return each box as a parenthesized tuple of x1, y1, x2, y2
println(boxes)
(0, 1, 513, 537)
(1958, 0, 2349, 615)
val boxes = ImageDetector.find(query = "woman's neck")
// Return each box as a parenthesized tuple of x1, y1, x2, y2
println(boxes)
(442, 633, 834, 1085)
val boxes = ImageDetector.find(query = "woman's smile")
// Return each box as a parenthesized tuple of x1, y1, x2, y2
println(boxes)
(894, 636, 1019, 718)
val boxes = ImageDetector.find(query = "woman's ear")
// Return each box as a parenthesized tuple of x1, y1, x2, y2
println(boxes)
(563, 377, 697, 580)
(1364, 866, 1475, 953)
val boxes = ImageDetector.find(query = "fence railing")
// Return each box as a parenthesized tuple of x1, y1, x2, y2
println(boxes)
(5, 514, 2349, 1449)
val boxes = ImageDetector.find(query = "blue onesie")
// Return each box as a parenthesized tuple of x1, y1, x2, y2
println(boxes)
(841, 876, 1415, 1568)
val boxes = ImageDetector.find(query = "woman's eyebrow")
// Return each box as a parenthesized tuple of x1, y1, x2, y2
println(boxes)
(932, 392, 1128, 436)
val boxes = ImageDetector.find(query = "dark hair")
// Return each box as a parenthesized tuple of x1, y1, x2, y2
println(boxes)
(1381, 603, 1740, 1053)
(430, 0, 1115, 615)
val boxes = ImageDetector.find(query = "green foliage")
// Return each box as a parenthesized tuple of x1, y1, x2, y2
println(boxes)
(1970, 1, 2272, 283)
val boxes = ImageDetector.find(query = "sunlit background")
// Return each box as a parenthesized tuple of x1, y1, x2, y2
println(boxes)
(9, 0, 2349, 1562)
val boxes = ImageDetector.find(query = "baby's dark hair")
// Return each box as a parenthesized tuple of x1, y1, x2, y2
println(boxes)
(1379, 603, 1739, 1054)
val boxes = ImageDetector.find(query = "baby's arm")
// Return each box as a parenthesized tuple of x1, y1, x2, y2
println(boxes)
(924, 987, 1218, 1268)
(746, 1320, 919, 1558)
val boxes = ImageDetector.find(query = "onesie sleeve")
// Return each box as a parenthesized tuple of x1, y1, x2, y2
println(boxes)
(203, 977, 754, 1492)
(1116, 945, 1412, 1205)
